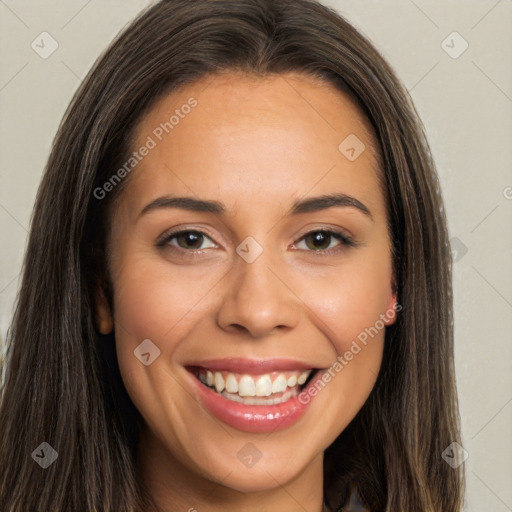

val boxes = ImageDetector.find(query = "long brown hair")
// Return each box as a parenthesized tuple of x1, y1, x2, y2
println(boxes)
(0, 1, 464, 510)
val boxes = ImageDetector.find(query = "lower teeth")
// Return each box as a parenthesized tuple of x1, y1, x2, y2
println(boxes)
(219, 388, 299, 405)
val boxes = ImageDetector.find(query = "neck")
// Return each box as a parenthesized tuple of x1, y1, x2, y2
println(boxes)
(136, 427, 326, 512)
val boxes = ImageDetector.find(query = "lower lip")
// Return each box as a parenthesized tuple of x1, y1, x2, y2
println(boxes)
(187, 370, 321, 434)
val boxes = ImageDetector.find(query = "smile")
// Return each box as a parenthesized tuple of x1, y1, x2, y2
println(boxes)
(190, 367, 316, 405)
(184, 359, 324, 433)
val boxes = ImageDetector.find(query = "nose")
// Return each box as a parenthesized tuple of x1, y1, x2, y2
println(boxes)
(216, 249, 301, 339)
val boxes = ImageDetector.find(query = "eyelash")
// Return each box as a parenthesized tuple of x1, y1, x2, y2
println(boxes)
(155, 228, 356, 256)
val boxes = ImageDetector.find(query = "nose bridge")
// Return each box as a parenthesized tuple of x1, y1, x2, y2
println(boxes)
(216, 241, 300, 338)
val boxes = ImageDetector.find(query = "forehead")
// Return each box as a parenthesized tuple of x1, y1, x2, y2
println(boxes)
(120, 71, 384, 221)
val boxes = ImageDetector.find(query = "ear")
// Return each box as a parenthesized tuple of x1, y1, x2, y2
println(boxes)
(383, 276, 399, 326)
(95, 284, 114, 334)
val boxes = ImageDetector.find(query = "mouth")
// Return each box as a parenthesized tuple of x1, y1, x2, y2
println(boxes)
(187, 366, 318, 406)
(183, 357, 326, 433)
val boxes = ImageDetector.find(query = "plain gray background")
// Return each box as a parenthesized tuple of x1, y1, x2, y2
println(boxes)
(1, 1, 511, 511)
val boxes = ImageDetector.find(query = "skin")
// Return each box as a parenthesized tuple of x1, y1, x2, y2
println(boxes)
(96, 71, 397, 512)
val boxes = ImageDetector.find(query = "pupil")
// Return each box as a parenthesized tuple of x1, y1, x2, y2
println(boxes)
(308, 232, 330, 250)
(179, 232, 202, 249)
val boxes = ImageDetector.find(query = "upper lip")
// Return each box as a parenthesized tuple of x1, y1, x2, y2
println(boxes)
(184, 357, 317, 374)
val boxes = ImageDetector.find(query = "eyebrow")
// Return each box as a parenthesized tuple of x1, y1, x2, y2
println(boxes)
(138, 193, 373, 220)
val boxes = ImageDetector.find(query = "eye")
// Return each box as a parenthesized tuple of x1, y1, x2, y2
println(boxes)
(156, 230, 217, 251)
(156, 228, 356, 255)
(294, 229, 355, 253)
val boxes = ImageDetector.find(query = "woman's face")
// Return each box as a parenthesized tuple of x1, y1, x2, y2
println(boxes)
(97, 71, 397, 494)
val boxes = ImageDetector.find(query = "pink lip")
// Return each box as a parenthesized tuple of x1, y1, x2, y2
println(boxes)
(185, 366, 323, 434)
(184, 357, 315, 374)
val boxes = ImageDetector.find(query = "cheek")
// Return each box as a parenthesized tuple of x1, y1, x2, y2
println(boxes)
(287, 265, 390, 439)
(294, 259, 392, 351)
(110, 253, 223, 379)
(113, 254, 218, 335)
(110, 256, 217, 437)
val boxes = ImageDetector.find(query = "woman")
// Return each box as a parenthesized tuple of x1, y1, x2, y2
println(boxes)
(0, 1, 464, 510)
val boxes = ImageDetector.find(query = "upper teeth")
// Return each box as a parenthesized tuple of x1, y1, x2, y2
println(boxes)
(198, 369, 312, 397)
